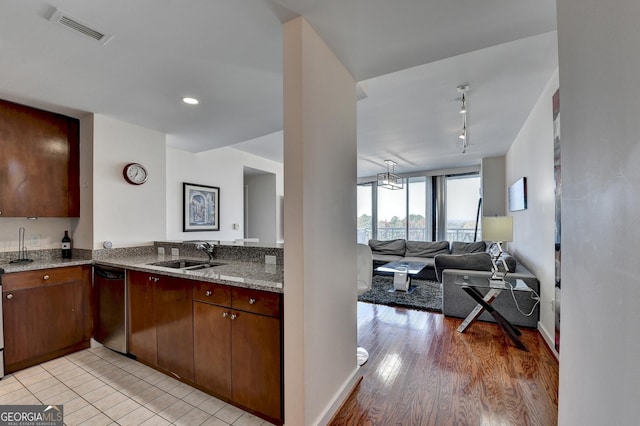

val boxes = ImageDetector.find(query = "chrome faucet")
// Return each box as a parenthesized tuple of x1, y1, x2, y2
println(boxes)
(196, 242, 217, 261)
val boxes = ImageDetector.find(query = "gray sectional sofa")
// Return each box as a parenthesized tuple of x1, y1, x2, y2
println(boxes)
(368, 238, 540, 328)
(368, 238, 487, 281)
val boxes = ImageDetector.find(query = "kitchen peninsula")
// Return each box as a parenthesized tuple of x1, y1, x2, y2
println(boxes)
(0, 241, 284, 425)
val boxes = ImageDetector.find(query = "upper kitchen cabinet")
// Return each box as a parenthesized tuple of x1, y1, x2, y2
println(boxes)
(0, 99, 80, 217)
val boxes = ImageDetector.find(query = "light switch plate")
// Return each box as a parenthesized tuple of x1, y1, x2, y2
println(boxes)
(171, 248, 179, 257)
(265, 255, 276, 265)
(158, 247, 165, 255)
(30, 234, 41, 247)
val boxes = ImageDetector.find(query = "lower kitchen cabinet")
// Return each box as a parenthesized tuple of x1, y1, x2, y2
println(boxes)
(2, 265, 92, 373)
(230, 307, 282, 421)
(128, 270, 194, 381)
(193, 301, 232, 398)
(193, 284, 283, 424)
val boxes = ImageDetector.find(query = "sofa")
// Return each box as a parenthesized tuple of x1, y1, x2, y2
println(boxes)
(368, 238, 540, 328)
(368, 238, 487, 281)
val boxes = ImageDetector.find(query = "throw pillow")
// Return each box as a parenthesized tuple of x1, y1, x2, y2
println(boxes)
(451, 241, 486, 254)
(405, 241, 450, 257)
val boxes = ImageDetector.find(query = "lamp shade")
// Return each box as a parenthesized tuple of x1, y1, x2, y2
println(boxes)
(482, 216, 513, 242)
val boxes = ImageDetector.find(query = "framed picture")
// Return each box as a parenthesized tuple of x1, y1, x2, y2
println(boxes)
(183, 182, 220, 232)
(508, 177, 527, 212)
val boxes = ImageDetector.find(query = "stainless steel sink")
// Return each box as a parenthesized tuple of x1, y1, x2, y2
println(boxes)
(147, 259, 224, 270)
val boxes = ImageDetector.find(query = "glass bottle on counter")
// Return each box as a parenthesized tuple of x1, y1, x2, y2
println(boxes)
(62, 230, 72, 259)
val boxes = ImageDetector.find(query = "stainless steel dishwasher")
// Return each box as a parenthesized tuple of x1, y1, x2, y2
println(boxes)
(94, 265, 127, 353)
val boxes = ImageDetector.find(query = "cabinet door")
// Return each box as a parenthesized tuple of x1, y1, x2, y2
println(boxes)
(128, 271, 157, 364)
(232, 311, 282, 421)
(156, 277, 194, 381)
(193, 301, 232, 399)
(0, 99, 79, 217)
(3, 280, 84, 369)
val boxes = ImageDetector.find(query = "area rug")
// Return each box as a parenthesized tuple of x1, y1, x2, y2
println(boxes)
(358, 275, 442, 312)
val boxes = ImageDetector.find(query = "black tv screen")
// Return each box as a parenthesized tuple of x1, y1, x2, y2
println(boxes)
(509, 177, 527, 211)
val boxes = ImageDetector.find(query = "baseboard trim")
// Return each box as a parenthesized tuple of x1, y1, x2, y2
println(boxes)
(314, 367, 363, 426)
(538, 321, 559, 360)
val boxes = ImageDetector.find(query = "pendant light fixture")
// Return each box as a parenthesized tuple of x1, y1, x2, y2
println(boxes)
(377, 160, 403, 190)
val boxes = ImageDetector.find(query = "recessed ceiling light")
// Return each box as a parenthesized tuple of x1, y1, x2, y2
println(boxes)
(182, 97, 199, 105)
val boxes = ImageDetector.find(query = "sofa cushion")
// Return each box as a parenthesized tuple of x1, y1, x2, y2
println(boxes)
(433, 252, 493, 282)
(405, 241, 450, 257)
(368, 239, 406, 256)
(371, 253, 404, 264)
(401, 256, 435, 267)
(451, 241, 486, 254)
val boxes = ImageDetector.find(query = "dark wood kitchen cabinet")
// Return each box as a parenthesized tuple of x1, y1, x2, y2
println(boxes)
(0, 98, 80, 217)
(2, 265, 92, 373)
(127, 270, 194, 381)
(193, 283, 282, 423)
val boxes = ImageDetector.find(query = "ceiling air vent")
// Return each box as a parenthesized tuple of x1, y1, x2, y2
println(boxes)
(48, 8, 113, 45)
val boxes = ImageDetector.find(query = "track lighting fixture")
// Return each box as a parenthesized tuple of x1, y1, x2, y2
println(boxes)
(457, 84, 469, 154)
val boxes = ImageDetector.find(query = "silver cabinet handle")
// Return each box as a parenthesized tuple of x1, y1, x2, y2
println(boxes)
(249, 298, 256, 305)
(6, 294, 13, 299)
(206, 290, 213, 296)
(222, 312, 229, 318)
(43, 274, 50, 280)
(230, 313, 237, 320)
(148, 276, 159, 282)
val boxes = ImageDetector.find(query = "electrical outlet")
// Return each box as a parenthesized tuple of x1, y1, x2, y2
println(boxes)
(157, 247, 165, 255)
(30, 234, 41, 247)
(171, 248, 179, 257)
(265, 255, 277, 265)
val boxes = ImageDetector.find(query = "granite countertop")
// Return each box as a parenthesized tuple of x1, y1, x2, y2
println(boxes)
(0, 258, 93, 274)
(0, 254, 283, 294)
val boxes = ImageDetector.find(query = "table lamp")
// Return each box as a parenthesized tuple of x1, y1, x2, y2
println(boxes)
(482, 216, 513, 280)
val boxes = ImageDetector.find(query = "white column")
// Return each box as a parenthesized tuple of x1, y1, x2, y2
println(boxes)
(282, 17, 358, 425)
(557, 0, 640, 424)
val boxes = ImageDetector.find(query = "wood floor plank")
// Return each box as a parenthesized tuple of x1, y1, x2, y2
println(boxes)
(330, 303, 559, 426)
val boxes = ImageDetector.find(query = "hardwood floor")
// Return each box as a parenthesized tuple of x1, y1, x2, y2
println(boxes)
(329, 303, 559, 426)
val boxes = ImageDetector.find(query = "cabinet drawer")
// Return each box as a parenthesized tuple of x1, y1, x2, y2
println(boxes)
(193, 282, 232, 306)
(3, 266, 84, 291)
(232, 287, 281, 318)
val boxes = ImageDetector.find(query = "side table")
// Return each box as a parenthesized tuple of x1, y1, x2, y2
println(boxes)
(455, 274, 534, 351)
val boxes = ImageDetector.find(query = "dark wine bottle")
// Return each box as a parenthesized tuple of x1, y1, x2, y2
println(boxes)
(62, 230, 72, 259)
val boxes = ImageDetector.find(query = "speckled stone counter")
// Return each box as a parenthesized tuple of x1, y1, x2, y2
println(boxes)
(95, 254, 283, 293)
(0, 245, 283, 293)
(0, 248, 93, 274)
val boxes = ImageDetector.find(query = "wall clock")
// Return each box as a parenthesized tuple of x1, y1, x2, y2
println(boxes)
(123, 163, 148, 185)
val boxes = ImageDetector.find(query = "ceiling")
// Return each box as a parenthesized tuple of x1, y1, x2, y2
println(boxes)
(0, 1, 558, 178)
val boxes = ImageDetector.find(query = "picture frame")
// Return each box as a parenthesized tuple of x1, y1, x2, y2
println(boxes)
(183, 182, 220, 232)
(508, 177, 527, 212)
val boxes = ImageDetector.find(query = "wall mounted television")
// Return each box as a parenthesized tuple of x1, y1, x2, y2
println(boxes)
(508, 177, 527, 212)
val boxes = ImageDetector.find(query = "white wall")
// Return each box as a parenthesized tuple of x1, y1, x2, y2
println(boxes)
(166, 145, 283, 242)
(0, 217, 77, 253)
(245, 173, 277, 243)
(556, 0, 640, 424)
(505, 70, 558, 354)
(92, 114, 167, 249)
(283, 17, 358, 425)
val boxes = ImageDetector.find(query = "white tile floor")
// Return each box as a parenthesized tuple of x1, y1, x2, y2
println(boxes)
(0, 347, 276, 426)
